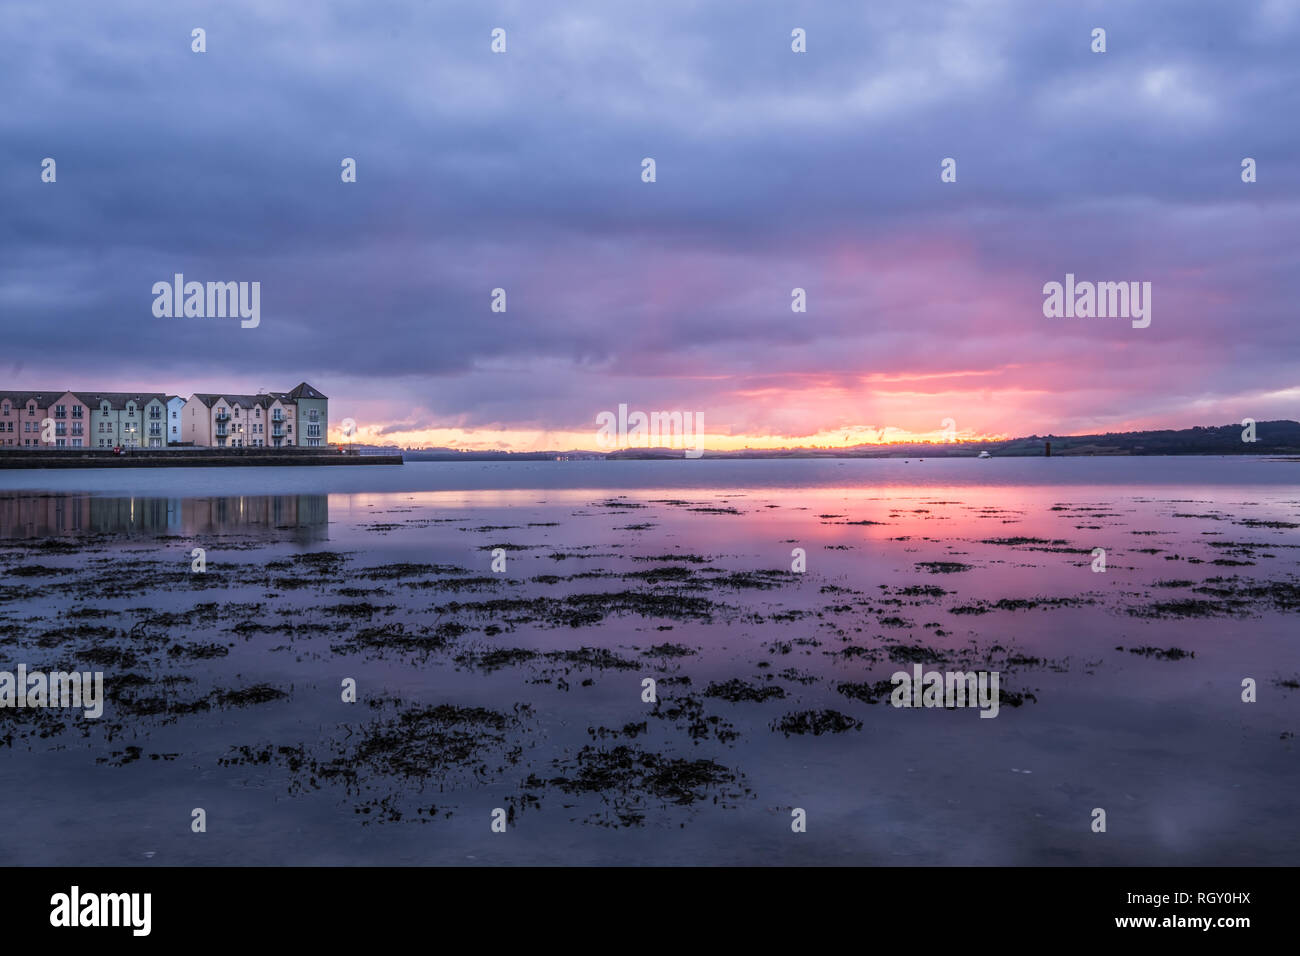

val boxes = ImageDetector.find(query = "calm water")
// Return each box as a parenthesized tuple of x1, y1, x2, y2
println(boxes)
(1, 457, 1297, 865)
(1, 455, 1297, 497)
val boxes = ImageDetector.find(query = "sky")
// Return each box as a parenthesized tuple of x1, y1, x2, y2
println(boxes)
(2, 0, 1297, 450)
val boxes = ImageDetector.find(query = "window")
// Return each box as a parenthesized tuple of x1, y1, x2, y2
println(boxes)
(172, 410, 177, 419)
(234, 407, 240, 418)
(307, 424, 320, 438)
(1, 403, 9, 415)
(71, 423, 83, 436)
(72, 439, 82, 447)
(72, 406, 83, 418)
(308, 409, 319, 422)
(255, 408, 261, 418)
(27, 405, 35, 414)
(23, 422, 31, 433)
(55, 404, 66, 418)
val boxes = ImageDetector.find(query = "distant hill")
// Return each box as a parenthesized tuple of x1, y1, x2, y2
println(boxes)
(604, 420, 1300, 459)
(402, 448, 602, 461)
(397, 421, 1300, 460)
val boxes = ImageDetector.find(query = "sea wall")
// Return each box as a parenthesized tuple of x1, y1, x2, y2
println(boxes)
(0, 448, 402, 468)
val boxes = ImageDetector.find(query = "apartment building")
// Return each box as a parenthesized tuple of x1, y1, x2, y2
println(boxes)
(0, 390, 90, 447)
(1, 391, 48, 447)
(181, 382, 327, 448)
(184, 393, 274, 448)
(271, 382, 328, 448)
(167, 395, 186, 445)
(0, 382, 328, 450)
(74, 392, 169, 449)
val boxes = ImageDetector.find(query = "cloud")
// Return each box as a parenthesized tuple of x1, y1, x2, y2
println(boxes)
(1, 0, 1296, 446)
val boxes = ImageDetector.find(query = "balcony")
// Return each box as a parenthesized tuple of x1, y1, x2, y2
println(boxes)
(215, 426, 229, 437)
(215, 412, 231, 422)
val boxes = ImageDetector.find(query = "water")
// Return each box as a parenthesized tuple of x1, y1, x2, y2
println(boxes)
(0, 455, 1296, 497)
(1, 457, 1296, 865)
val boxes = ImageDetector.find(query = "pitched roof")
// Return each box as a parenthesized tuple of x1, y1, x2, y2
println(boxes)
(188, 393, 273, 408)
(0, 390, 64, 407)
(286, 382, 327, 400)
(74, 391, 167, 409)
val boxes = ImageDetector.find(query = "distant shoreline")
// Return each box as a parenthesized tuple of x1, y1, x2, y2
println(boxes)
(402, 419, 1300, 461)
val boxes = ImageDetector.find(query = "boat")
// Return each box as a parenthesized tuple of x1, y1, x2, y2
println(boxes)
(978, 451, 991, 459)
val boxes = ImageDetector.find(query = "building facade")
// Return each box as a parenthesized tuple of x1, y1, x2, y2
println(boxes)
(1, 383, 328, 450)
(0, 390, 91, 447)
(167, 395, 186, 445)
(180, 383, 326, 448)
(74, 393, 169, 449)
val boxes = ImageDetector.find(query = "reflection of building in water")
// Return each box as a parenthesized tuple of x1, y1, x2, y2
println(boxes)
(0, 493, 328, 543)
(0, 494, 93, 537)
(182, 495, 328, 540)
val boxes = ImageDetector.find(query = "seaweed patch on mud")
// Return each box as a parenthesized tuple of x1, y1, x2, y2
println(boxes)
(523, 745, 747, 827)
(221, 700, 535, 823)
(770, 709, 862, 736)
(915, 561, 973, 573)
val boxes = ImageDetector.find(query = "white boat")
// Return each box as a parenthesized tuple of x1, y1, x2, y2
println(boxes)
(978, 451, 991, 459)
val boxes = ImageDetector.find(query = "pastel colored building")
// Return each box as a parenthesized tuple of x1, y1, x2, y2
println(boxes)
(0, 390, 91, 447)
(1, 383, 327, 451)
(0, 390, 64, 447)
(75, 392, 168, 449)
(266, 396, 297, 448)
(272, 382, 328, 448)
(184, 394, 266, 448)
(167, 395, 186, 445)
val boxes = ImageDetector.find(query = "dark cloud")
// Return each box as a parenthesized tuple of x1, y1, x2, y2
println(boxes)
(1, 0, 1296, 441)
